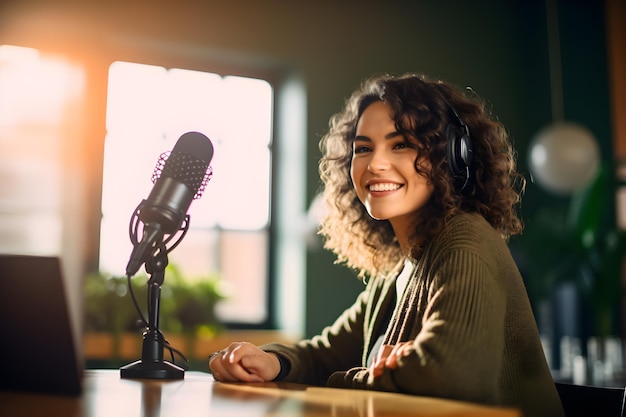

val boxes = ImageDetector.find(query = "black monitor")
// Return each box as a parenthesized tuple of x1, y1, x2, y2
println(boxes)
(0, 254, 82, 396)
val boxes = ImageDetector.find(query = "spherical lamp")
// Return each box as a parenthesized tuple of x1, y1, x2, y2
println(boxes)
(528, 122, 600, 195)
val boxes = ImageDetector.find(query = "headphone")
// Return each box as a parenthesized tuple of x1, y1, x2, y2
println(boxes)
(442, 99, 473, 192)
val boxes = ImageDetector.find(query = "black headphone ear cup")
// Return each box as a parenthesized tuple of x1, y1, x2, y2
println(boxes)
(446, 123, 473, 187)
(446, 123, 464, 176)
(459, 133, 473, 168)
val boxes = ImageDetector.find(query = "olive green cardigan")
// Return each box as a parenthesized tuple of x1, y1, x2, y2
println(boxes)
(262, 212, 564, 417)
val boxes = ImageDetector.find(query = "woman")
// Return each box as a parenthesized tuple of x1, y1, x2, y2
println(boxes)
(209, 73, 564, 417)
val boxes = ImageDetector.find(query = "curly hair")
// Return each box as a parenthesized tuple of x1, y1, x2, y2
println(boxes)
(317, 73, 525, 279)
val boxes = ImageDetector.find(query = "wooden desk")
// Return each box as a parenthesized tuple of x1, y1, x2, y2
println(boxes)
(0, 369, 519, 417)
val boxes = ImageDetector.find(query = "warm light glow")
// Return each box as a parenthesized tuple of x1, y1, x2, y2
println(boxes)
(0, 45, 39, 62)
(0, 45, 84, 255)
(0, 47, 82, 126)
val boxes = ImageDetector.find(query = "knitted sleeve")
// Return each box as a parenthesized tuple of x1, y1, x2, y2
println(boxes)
(260, 276, 388, 386)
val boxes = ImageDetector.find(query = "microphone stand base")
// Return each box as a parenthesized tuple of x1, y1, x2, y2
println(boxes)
(120, 360, 185, 380)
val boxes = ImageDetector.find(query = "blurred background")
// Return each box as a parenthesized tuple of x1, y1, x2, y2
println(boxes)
(0, 0, 624, 383)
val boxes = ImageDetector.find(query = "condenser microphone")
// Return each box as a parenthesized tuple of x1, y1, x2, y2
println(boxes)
(125, 131, 214, 277)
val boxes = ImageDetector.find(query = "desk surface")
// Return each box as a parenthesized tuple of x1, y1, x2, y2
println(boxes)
(0, 369, 519, 417)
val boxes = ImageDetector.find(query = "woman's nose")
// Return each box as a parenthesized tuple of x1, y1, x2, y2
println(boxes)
(368, 150, 391, 172)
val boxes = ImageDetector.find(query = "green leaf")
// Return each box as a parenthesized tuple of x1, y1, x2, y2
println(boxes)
(567, 164, 609, 249)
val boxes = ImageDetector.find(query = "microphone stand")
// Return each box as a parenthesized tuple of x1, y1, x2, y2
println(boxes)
(120, 245, 185, 380)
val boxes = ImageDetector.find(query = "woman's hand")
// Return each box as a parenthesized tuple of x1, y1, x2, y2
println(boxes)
(370, 342, 412, 378)
(208, 341, 281, 382)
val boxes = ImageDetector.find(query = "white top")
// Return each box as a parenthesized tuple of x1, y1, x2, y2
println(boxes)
(366, 257, 416, 367)
(395, 257, 415, 308)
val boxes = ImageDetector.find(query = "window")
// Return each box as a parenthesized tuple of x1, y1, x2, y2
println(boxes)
(0, 45, 83, 256)
(99, 61, 273, 325)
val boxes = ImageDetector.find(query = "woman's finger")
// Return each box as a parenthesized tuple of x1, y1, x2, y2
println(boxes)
(385, 343, 404, 369)
(371, 344, 393, 377)
(210, 342, 267, 382)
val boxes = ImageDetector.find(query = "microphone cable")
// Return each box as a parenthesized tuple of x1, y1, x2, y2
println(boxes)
(126, 269, 190, 371)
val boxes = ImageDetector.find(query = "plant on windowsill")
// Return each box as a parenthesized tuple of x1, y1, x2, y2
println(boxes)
(83, 263, 226, 361)
(158, 263, 226, 358)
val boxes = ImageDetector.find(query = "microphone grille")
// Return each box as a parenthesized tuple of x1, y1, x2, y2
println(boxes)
(152, 150, 213, 199)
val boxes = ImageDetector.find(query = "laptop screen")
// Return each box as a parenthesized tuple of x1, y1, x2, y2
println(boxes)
(0, 254, 82, 396)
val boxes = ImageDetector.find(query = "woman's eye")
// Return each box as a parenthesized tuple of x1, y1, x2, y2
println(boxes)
(353, 144, 371, 154)
(393, 141, 408, 150)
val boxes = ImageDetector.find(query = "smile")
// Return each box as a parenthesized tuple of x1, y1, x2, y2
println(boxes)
(368, 183, 402, 192)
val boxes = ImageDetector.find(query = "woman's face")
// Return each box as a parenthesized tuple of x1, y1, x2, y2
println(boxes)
(350, 101, 434, 234)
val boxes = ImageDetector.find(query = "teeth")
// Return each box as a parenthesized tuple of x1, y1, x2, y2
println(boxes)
(369, 183, 401, 192)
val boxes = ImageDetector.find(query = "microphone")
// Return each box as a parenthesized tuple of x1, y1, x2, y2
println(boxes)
(125, 132, 214, 277)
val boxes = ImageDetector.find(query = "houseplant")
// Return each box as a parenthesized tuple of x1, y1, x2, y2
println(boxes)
(84, 264, 226, 363)
(521, 164, 625, 338)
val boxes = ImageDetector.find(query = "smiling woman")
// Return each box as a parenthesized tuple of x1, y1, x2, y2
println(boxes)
(208, 73, 564, 417)
(351, 101, 434, 250)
